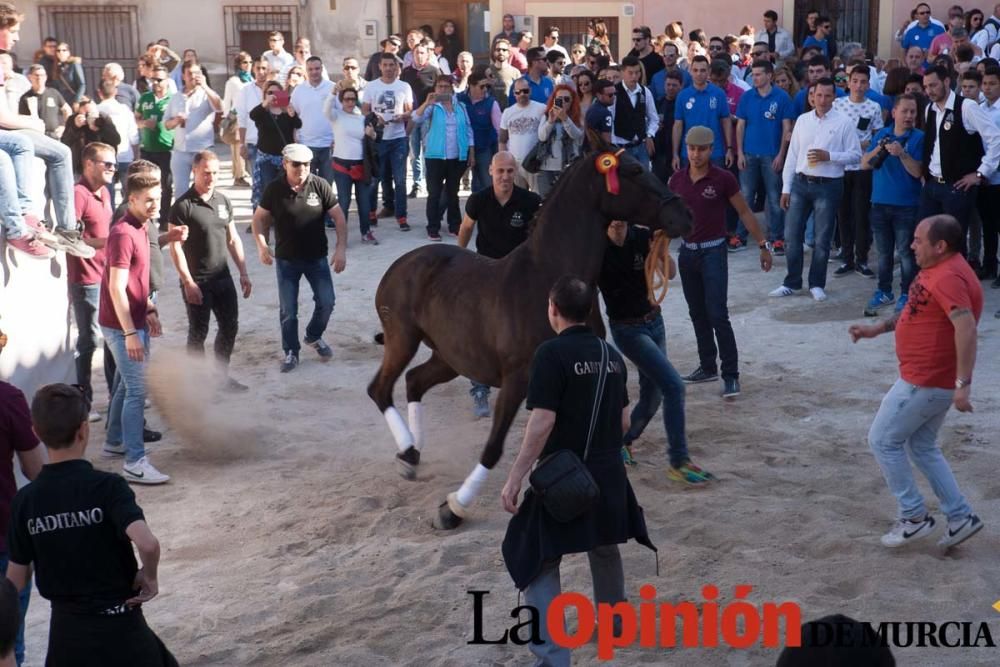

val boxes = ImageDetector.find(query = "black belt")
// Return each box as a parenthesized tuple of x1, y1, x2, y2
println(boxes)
(796, 173, 839, 183)
(616, 139, 645, 149)
(610, 305, 661, 327)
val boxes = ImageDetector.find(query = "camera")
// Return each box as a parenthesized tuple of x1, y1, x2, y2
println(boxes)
(554, 98, 564, 108)
(869, 137, 893, 169)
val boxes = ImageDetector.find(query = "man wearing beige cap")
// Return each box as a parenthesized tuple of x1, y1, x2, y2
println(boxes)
(251, 143, 348, 373)
(668, 126, 772, 398)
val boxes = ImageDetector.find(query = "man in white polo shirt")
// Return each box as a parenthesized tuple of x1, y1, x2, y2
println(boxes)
(290, 56, 335, 225)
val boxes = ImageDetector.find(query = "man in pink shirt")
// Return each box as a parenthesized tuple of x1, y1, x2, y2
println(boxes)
(70, 142, 116, 420)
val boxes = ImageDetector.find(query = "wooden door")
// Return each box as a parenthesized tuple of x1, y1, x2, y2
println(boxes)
(398, 0, 490, 61)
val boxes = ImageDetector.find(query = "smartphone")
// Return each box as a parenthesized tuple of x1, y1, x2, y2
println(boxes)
(435, 92, 451, 103)
(554, 98, 564, 109)
(273, 90, 291, 108)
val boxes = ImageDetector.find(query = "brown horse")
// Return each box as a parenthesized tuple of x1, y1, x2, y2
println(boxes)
(367, 148, 693, 529)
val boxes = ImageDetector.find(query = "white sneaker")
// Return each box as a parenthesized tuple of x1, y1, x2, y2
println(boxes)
(769, 285, 799, 297)
(88, 411, 102, 423)
(938, 514, 983, 548)
(810, 286, 828, 302)
(123, 456, 170, 485)
(102, 442, 126, 458)
(881, 515, 935, 548)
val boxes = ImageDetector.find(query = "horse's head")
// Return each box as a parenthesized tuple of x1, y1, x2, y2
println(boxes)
(586, 140, 692, 239)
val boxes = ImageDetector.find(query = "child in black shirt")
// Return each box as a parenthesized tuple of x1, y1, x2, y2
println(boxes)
(4, 384, 177, 667)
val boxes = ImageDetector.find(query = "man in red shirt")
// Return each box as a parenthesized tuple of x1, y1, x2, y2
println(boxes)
(668, 126, 772, 398)
(0, 325, 44, 667)
(98, 169, 170, 485)
(850, 214, 983, 550)
(70, 142, 116, 421)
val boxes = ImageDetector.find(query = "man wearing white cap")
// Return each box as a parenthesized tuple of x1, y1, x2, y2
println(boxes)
(251, 144, 348, 373)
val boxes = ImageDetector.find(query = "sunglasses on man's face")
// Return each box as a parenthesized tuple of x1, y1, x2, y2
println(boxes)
(289, 161, 310, 168)
(752, 51, 768, 58)
(342, 97, 358, 102)
(344, 65, 359, 70)
(96, 161, 117, 171)
(514, 89, 531, 95)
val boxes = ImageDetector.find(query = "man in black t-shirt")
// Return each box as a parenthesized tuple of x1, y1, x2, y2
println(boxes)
(458, 151, 541, 417)
(5, 384, 176, 667)
(18, 64, 71, 139)
(252, 144, 348, 373)
(500, 276, 654, 667)
(169, 150, 252, 391)
(585, 79, 615, 150)
(598, 221, 714, 484)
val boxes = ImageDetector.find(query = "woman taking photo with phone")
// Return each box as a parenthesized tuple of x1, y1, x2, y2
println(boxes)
(411, 75, 474, 241)
(250, 80, 301, 194)
(535, 85, 583, 197)
(325, 87, 379, 244)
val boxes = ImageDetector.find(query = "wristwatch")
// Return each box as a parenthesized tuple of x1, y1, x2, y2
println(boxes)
(956, 377, 972, 389)
(759, 241, 773, 253)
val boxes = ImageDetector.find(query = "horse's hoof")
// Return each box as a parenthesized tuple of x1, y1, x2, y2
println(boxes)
(433, 501, 464, 530)
(395, 446, 420, 480)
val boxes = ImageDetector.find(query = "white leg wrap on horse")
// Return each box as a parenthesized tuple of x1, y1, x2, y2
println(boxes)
(384, 407, 414, 452)
(455, 464, 489, 508)
(407, 402, 424, 451)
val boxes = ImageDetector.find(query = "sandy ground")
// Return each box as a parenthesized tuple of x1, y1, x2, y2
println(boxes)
(17, 150, 1000, 666)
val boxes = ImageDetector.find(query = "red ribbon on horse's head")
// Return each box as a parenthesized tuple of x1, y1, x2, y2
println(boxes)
(595, 151, 624, 195)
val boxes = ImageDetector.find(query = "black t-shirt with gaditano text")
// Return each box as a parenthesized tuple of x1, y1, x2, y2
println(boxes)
(7, 459, 145, 614)
(598, 226, 655, 321)
(169, 187, 234, 282)
(526, 326, 629, 459)
(464, 185, 541, 259)
(260, 175, 338, 260)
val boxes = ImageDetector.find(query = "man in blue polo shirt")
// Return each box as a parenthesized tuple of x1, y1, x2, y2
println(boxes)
(792, 56, 846, 116)
(650, 42, 692, 105)
(671, 56, 732, 171)
(735, 59, 794, 253)
(902, 3, 946, 51)
(861, 94, 924, 316)
(508, 46, 553, 105)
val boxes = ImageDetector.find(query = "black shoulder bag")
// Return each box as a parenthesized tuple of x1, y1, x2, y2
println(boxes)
(528, 339, 607, 522)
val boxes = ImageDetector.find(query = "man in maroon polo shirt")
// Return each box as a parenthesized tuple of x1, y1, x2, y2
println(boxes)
(0, 325, 44, 667)
(70, 141, 116, 421)
(668, 126, 772, 398)
(98, 169, 170, 485)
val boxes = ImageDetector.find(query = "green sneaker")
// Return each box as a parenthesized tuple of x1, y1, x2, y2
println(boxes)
(621, 445, 637, 466)
(666, 461, 714, 485)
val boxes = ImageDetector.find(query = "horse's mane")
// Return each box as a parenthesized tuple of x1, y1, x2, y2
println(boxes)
(524, 152, 597, 237)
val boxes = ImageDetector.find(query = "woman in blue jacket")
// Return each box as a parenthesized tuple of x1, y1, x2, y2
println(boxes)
(51, 42, 86, 104)
(456, 71, 500, 193)
(411, 74, 474, 241)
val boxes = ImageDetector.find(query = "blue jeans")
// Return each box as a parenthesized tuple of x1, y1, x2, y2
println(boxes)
(409, 129, 424, 187)
(0, 552, 30, 666)
(247, 144, 261, 209)
(170, 150, 198, 195)
(332, 170, 373, 235)
(624, 143, 650, 171)
(333, 171, 374, 236)
(869, 379, 972, 522)
(678, 245, 739, 379)
(0, 130, 36, 238)
(70, 283, 100, 403)
(256, 151, 284, 200)
(101, 326, 149, 464)
(107, 160, 132, 211)
(18, 130, 76, 231)
(870, 204, 918, 295)
(739, 154, 784, 242)
(471, 144, 496, 193)
(918, 178, 978, 257)
(275, 257, 335, 354)
(370, 138, 409, 218)
(610, 315, 688, 467)
(782, 175, 842, 290)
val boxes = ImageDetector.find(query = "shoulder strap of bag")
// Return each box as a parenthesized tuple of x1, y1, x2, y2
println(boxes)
(582, 339, 609, 462)
(269, 111, 289, 145)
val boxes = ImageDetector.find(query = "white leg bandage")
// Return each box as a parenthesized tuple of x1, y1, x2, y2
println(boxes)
(455, 463, 490, 508)
(407, 402, 424, 451)
(384, 407, 414, 452)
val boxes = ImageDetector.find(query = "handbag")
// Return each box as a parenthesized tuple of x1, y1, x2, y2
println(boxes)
(521, 133, 553, 174)
(221, 110, 239, 144)
(528, 339, 608, 522)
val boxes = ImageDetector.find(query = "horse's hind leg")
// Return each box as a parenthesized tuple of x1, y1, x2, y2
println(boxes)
(404, 351, 459, 452)
(434, 370, 529, 530)
(367, 324, 422, 474)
